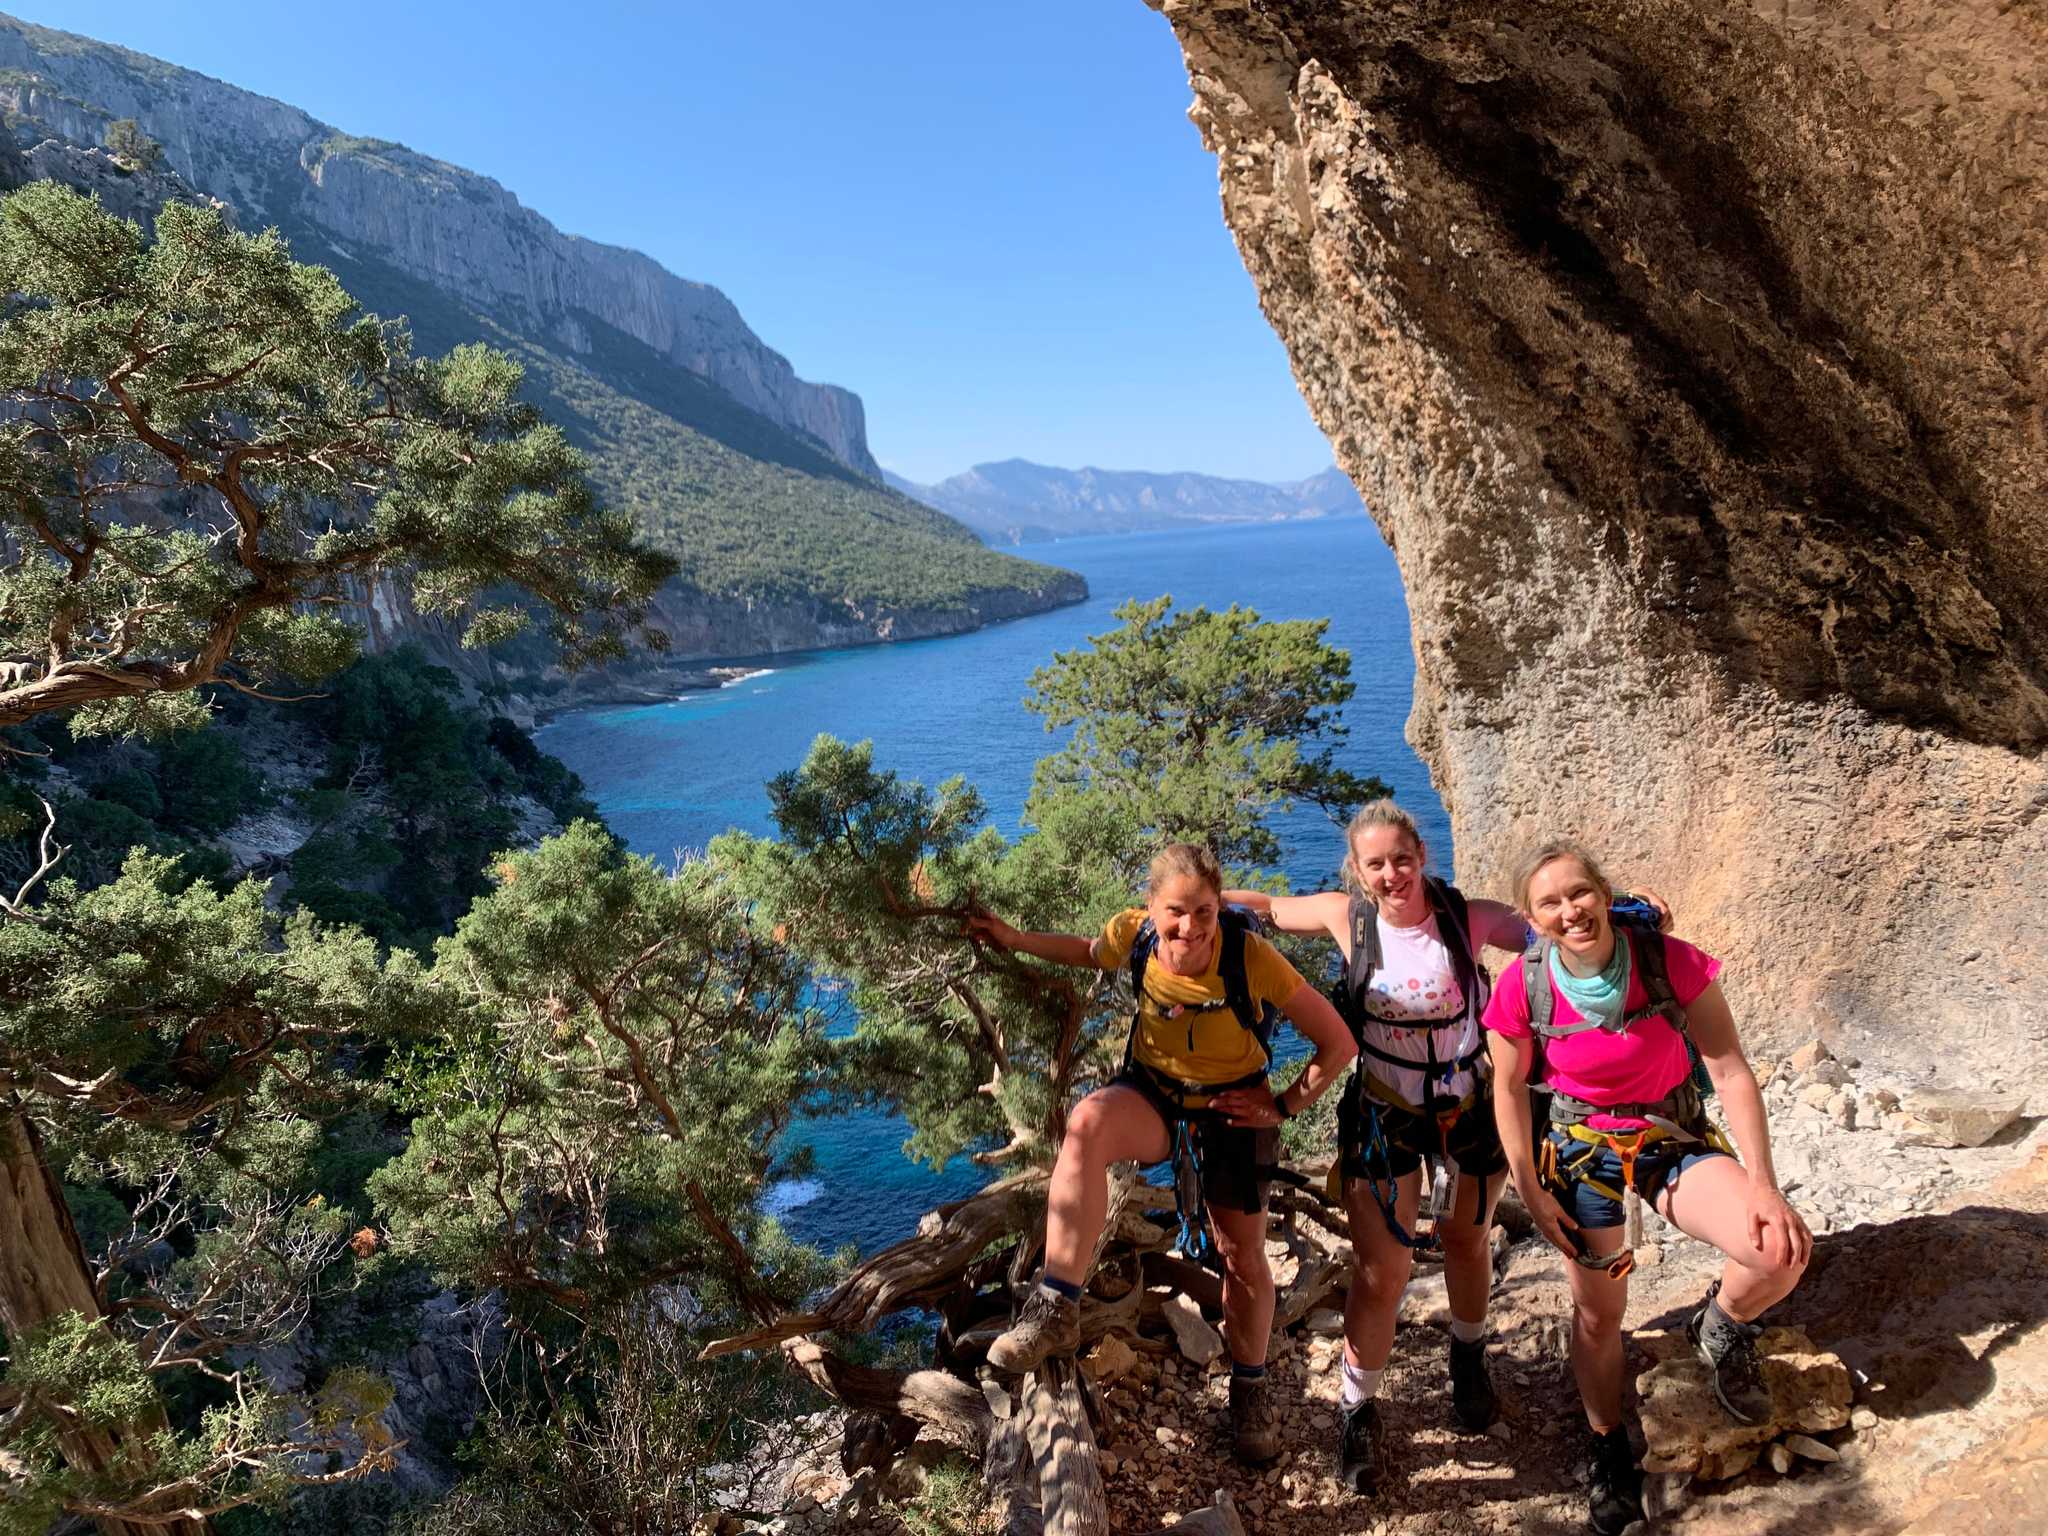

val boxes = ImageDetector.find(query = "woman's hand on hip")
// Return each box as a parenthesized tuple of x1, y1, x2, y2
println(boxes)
(1209, 1084, 1285, 1129)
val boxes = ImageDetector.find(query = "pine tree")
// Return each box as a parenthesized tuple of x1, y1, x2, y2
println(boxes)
(0, 183, 674, 1536)
(366, 821, 835, 1529)
(0, 181, 675, 739)
(100, 121, 163, 174)
(0, 846, 433, 1534)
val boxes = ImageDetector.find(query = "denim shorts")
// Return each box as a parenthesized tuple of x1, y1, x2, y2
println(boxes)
(1543, 1123, 1733, 1230)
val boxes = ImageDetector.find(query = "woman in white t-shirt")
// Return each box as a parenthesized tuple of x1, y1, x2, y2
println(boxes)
(1227, 800, 1543, 1495)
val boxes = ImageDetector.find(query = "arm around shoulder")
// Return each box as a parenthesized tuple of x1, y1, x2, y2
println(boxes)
(1223, 886, 1349, 941)
(1469, 898, 1534, 955)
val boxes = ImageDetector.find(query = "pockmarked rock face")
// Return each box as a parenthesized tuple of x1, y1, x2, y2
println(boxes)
(1637, 1326, 1851, 1480)
(1146, 0, 2047, 1069)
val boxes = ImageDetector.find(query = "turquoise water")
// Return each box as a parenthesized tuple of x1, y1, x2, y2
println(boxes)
(537, 516, 1446, 1255)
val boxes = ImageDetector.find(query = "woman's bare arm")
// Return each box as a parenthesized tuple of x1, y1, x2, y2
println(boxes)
(1208, 981, 1358, 1128)
(963, 913, 1104, 969)
(1220, 887, 1351, 944)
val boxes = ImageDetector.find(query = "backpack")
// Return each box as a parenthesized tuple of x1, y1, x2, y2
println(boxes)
(1522, 912, 1715, 1106)
(1335, 876, 1491, 1088)
(1126, 905, 1281, 1072)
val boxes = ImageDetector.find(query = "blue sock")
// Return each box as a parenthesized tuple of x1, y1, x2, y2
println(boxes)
(1040, 1274, 1082, 1301)
(1231, 1360, 1267, 1381)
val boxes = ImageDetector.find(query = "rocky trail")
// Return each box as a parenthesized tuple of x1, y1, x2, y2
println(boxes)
(710, 1043, 2048, 1534)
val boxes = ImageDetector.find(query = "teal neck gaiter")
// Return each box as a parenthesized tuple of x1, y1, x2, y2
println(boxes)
(1549, 932, 1632, 1031)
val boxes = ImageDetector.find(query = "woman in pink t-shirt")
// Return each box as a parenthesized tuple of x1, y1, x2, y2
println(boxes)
(1484, 838, 1810, 1536)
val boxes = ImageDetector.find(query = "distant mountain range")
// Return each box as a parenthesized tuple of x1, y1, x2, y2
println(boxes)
(884, 460, 1364, 544)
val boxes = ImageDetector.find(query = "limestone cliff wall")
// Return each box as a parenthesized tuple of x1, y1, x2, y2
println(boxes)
(1148, 0, 2046, 1076)
(0, 16, 879, 477)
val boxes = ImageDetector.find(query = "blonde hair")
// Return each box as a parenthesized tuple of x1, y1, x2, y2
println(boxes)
(1146, 841, 1222, 898)
(1343, 798, 1424, 896)
(1510, 837, 1614, 913)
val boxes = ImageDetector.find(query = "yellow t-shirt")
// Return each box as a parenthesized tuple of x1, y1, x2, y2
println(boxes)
(1097, 907, 1305, 1093)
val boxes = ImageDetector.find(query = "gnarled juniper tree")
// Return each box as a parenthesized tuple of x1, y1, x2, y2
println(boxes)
(0, 182, 674, 1536)
(0, 180, 673, 738)
(368, 821, 834, 1533)
(714, 597, 1385, 1168)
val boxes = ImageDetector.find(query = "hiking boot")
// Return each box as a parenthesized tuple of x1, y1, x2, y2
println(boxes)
(1686, 1282, 1771, 1425)
(1336, 1397, 1382, 1495)
(1587, 1426, 1644, 1536)
(1228, 1371, 1280, 1465)
(986, 1287, 1079, 1374)
(1448, 1335, 1497, 1431)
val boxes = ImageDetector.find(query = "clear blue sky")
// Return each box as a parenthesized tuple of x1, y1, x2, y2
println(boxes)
(7, 1, 1338, 485)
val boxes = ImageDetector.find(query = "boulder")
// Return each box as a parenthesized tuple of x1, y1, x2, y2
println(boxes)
(1137, 1490, 1246, 1535)
(1143, 0, 2048, 1086)
(1787, 1041, 1834, 1075)
(1638, 1326, 1852, 1480)
(1896, 1091, 2024, 1149)
(1786, 1431, 1841, 1463)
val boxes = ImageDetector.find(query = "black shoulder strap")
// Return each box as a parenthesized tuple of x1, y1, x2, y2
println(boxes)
(1344, 893, 1381, 1007)
(1426, 876, 1487, 1022)
(1523, 937, 1556, 1037)
(1217, 912, 1258, 1036)
(1624, 929, 1687, 1034)
(1128, 918, 1156, 1011)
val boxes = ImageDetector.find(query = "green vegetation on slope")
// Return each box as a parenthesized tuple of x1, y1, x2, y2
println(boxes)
(288, 227, 1080, 615)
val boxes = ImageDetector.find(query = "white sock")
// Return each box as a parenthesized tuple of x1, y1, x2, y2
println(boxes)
(1340, 1359, 1383, 1409)
(1450, 1315, 1487, 1344)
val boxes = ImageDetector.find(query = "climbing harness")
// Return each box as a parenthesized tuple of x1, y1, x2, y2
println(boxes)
(1333, 878, 1492, 1247)
(1121, 907, 1281, 1257)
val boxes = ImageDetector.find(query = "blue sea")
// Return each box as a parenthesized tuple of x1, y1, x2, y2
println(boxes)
(537, 516, 1446, 1256)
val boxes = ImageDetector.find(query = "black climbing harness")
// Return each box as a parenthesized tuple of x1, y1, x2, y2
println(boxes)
(1333, 878, 1492, 1247)
(1121, 907, 1282, 1259)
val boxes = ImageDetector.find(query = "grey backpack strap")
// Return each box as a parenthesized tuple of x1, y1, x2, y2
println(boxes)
(1522, 938, 1555, 1036)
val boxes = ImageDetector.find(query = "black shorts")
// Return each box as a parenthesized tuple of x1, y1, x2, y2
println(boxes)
(1112, 1067, 1278, 1215)
(1338, 1071, 1508, 1183)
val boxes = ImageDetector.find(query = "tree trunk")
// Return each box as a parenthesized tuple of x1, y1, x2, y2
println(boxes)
(0, 1106, 213, 1536)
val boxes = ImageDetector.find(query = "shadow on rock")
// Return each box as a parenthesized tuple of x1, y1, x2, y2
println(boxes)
(1643, 1205, 2048, 1426)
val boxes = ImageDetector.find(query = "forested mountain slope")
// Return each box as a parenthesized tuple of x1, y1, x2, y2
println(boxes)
(0, 13, 1084, 710)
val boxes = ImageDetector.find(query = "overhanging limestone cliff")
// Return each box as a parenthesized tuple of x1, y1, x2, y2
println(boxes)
(1148, 0, 2046, 1070)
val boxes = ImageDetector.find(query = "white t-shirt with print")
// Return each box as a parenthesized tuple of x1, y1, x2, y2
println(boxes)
(1357, 910, 1480, 1107)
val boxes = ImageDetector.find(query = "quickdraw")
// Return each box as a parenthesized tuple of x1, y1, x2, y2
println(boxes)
(1170, 1118, 1210, 1262)
(1354, 1098, 1418, 1249)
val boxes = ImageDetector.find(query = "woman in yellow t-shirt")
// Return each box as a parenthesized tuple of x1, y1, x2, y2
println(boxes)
(966, 842, 1354, 1465)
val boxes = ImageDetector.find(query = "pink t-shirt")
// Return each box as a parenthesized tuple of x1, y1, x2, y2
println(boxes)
(1481, 936, 1721, 1129)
